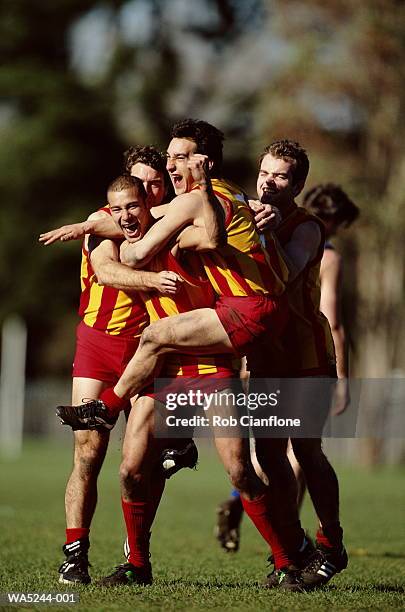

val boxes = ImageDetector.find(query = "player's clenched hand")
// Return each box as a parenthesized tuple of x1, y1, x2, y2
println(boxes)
(154, 271, 183, 296)
(187, 154, 210, 189)
(248, 200, 282, 231)
(39, 222, 87, 245)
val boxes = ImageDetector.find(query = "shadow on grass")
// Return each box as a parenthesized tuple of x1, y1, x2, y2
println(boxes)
(327, 584, 405, 594)
(159, 579, 405, 595)
(158, 578, 262, 589)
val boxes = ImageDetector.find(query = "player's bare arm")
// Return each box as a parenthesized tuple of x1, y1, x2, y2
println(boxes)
(90, 238, 181, 295)
(39, 205, 170, 246)
(39, 210, 122, 245)
(271, 221, 321, 282)
(320, 248, 349, 414)
(150, 204, 168, 219)
(175, 225, 222, 251)
(188, 153, 227, 247)
(120, 187, 226, 269)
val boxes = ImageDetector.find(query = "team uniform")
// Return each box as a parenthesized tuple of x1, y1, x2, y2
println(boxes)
(249, 205, 336, 378)
(195, 179, 289, 357)
(218, 206, 345, 583)
(59, 209, 152, 586)
(140, 243, 238, 399)
(73, 208, 149, 384)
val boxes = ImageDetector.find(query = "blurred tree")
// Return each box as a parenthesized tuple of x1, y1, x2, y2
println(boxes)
(0, 0, 260, 375)
(0, 0, 125, 374)
(256, 0, 405, 377)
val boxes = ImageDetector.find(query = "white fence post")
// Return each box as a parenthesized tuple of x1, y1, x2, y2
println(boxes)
(0, 315, 27, 459)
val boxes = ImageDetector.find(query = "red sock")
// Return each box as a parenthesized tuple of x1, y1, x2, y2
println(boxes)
(241, 494, 293, 569)
(65, 528, 89, 544)
(316, 524, 343, 549)
(100, 387, 128, 417)
(121, 498, 150, 568)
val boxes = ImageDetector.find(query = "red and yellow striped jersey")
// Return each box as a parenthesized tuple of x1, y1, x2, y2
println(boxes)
(270, 206, 336, 376)
(197, 179, 288, 297)
(78, 208, 149, 339)
(141, 247, 236, 377)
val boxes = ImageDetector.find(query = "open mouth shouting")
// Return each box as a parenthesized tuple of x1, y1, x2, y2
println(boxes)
(170, 173, 185, 192)
(121, 221, 141, 241)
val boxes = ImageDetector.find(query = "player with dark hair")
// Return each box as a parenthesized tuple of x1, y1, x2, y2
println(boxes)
(170, 118, 225, 178)
(123, 144, 175, 208)
(216, 151, 351, 589)
(40, 146, 172, 245)
(304, 183, 359, 228)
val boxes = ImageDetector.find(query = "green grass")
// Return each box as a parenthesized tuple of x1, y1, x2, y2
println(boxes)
(0, 439, 404, 611)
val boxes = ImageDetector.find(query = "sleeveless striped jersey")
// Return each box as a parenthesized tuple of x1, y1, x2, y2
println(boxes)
(197, 179, 288, 297)
(78, 208, 149, 338)
(141, 246, 236, 377)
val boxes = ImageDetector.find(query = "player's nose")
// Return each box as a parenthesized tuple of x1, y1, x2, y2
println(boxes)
(166, 157, 175, 171)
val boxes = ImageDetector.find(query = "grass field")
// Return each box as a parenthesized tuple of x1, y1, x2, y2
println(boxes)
(0, 438, 404, 611)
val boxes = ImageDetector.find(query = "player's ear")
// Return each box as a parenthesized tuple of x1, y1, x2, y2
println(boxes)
(208, 159, 214, 171)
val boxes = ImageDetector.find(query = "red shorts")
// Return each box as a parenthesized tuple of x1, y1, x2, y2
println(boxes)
(144, 371, 236, 401)
(72, 321, 140, 384)
(215, 294, 288, 358)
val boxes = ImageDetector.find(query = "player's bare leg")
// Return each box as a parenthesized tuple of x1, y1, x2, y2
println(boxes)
(291, 437, 348, 588)
(99, 395, 182, 587)
(209, 390, 307, 585)
(56, 309, 235, 430)
(56, 308, 235, 429)
(214, 436, 263, 502)
(114, 309, 233, 401)
(60, 378, 109, 585)
(65, 379, 110, 527)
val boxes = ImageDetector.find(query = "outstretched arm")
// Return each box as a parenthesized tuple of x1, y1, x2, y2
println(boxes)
(90, 239, 181, 295)
(39, 202, 173, 246)
(39, 210, 121, 245)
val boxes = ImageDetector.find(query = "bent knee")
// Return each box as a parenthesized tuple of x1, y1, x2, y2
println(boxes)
(227, 463, 250, 492)
(73, 437, 108, 476)
(119, 461, 144, 489)
(140, 320, 175, 352)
